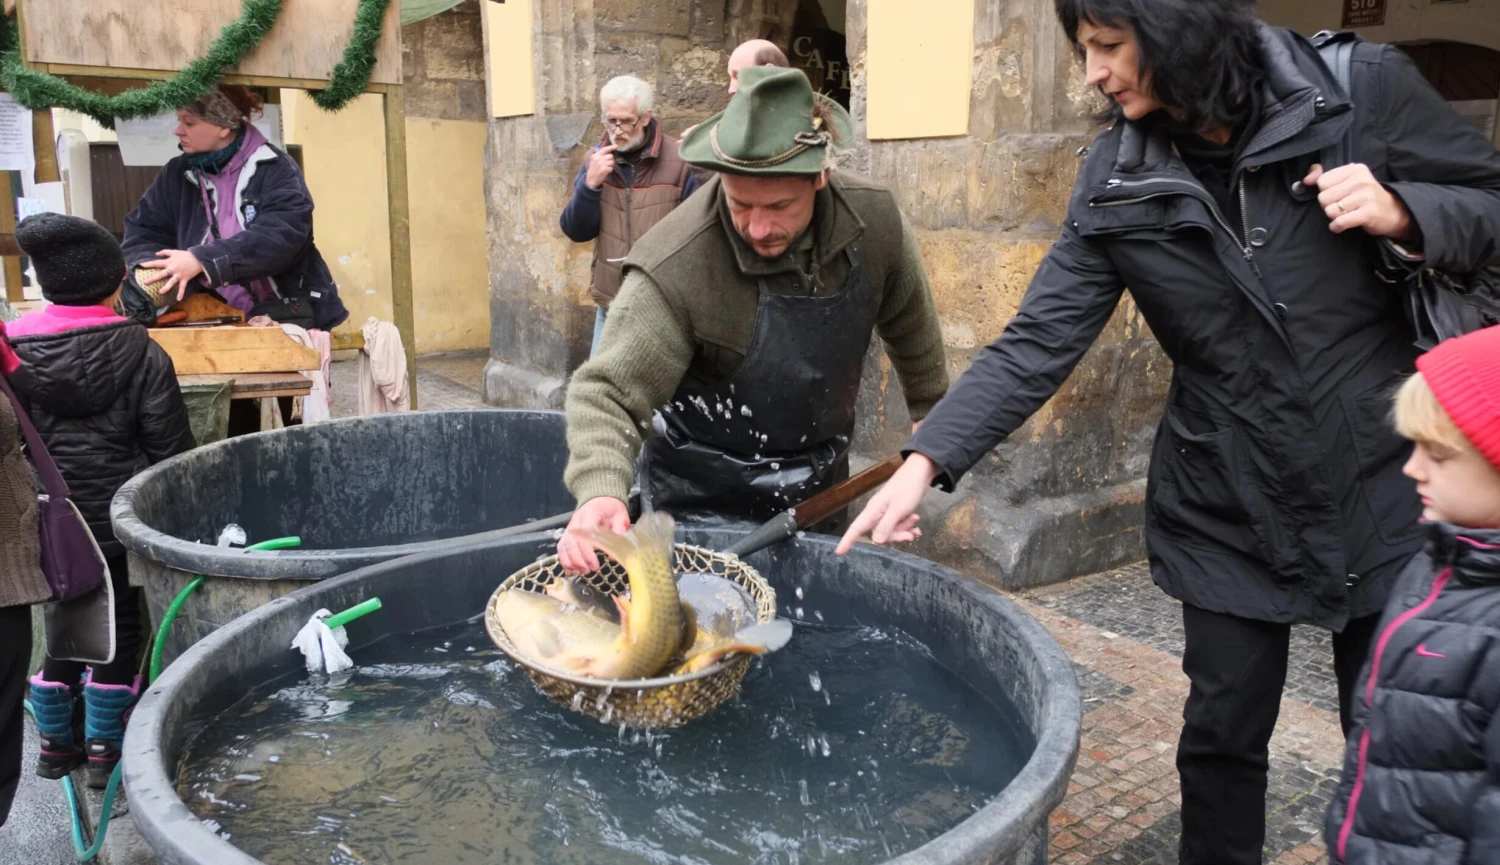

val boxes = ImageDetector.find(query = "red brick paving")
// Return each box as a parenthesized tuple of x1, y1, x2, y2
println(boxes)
(1011, 570, 1345, 864)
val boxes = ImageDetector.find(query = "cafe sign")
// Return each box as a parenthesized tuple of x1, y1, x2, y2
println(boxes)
(1342, 0, 1386, 27)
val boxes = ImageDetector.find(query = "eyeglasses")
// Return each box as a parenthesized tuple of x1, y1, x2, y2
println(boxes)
(602, 117, 641, 132)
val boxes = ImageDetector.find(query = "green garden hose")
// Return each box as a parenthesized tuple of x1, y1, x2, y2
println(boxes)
(147, 536, 303, 684)
(26, 534, 388, 860)
(19, 697, 120, 862)
(25, 535, 306, 860)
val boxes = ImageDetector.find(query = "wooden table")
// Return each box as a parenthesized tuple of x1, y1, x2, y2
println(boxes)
(178, 372, 313, 400)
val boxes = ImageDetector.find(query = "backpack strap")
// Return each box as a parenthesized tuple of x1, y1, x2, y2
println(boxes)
(1312, 29, 1358, 168)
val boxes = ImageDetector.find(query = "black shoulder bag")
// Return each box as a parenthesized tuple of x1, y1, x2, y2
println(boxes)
(1313, 29, 1500, 350)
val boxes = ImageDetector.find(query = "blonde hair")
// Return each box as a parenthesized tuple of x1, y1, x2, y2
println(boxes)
(1394, 372, 1472, 452)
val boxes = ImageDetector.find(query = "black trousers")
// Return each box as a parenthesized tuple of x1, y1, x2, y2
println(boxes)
(1177, 603, 1379, 865)
(0, 604, 31, 828)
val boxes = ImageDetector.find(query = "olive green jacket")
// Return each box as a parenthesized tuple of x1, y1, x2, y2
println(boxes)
(564, 172, 949, 505)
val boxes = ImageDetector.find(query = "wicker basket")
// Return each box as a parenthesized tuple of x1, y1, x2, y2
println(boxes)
(485, 543, 777, 729)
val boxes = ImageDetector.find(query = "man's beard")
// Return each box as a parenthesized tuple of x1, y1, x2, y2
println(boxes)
(749, 234, 792, 258)
(615, 128, 648, 152)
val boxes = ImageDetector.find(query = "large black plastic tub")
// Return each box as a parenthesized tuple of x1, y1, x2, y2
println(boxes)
(123, 526, 1081, 865)
(111, 410, 571, 662)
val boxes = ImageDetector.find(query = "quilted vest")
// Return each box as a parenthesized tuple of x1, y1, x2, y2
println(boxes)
(591, 120, 693, 307)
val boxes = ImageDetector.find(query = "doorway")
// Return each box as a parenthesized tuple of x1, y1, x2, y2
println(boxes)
(1398, 40, 1500, 144)
(789, 0, 850, 108)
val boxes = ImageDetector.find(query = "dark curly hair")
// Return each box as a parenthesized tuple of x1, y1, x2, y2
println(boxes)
(1055, 0, 1266, 133)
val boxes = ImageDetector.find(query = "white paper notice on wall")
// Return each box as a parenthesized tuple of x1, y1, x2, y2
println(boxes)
(15, 182, 68, 220)
(115, 104, 284, 167)
(0, 94, 36, 172)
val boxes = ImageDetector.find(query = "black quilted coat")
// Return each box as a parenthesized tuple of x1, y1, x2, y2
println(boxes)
(1326, 521, 1500, 863)
(7, 321, 195, 556)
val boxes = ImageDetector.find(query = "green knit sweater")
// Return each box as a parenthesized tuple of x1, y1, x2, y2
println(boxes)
(564, 172, 949, 506)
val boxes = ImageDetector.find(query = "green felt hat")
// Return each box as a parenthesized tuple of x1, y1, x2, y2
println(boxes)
(680, 66, 854, 176)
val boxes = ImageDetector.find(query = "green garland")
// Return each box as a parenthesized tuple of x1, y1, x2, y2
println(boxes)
(312, 0, 391, 110)
(0, 0, 391, 127)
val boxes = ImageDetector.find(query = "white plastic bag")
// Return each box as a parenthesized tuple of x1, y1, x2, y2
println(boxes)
(217, 523, 246, 548)
(290, 609, 353, 674)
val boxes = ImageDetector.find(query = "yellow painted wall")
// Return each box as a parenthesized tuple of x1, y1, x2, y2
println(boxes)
(282, 91, 394, 333)
(281, 91, 491, 353)
(406, 118, 491, 352)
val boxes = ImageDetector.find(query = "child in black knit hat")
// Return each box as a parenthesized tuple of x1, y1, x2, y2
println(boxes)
(6, 213, 196, 788)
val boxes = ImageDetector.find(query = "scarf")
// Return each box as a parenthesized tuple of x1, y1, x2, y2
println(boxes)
(183, 125, 246, 175)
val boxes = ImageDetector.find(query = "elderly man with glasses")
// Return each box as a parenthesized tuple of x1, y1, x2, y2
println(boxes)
(560, 75, 700, 357)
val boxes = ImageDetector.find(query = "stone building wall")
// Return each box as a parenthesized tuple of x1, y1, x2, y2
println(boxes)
(403, 1, 489, 122)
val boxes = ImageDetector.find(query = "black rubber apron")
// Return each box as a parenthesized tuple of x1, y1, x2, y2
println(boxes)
(641, 245, 877, 523)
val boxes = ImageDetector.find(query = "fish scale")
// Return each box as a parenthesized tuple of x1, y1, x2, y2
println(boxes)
(583, 512, 685, 679)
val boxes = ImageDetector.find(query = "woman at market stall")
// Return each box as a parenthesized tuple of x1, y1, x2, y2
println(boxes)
(121, 84, 347, 332)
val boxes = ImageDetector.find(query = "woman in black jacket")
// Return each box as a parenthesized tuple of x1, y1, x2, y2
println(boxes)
(838, 0, 1500, 862)
(122, 85, 347, 332)
(9, 214, 195, 789)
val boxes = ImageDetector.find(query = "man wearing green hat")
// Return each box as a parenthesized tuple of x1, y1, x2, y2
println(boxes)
(556, 66, 949, 573)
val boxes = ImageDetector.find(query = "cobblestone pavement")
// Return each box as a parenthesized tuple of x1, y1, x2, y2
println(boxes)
(1015, 562, 1346, 864)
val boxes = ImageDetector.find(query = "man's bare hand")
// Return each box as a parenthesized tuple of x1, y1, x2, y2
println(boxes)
(585, 145, 618, 190)
(558, 496, 631, 574)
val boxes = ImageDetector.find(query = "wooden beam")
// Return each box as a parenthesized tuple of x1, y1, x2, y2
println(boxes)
(149, 327, 321, 375)
(34, 63, 339, 93)
(383, 85, 418, 409)
(0, 173, 22, 303)
(330, 331, 365, 352)
(39, 75, 151, 97)
(178, 372, 314, 400)
(32, 108, 58, 184)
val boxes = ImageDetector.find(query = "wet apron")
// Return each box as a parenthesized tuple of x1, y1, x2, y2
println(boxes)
(641, 244, 878, 523)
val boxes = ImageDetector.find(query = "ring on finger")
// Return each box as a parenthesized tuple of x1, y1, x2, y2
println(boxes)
(1335, 200, 1347, 215)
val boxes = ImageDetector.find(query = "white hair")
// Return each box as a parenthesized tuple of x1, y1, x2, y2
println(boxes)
(599, 76, 654, 115)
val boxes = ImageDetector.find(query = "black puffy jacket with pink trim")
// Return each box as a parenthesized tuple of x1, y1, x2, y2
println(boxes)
(7, 320, 195, 558)
(1327, 520, 1500, 863)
